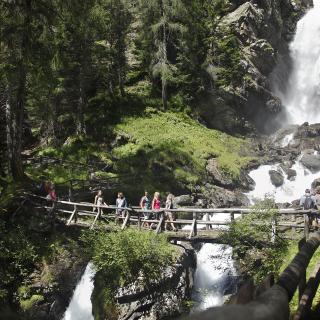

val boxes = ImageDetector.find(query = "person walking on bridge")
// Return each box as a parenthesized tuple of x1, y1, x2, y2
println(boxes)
(140, 191, 151, 228)
(152, 192, 161, 223)
(93, 190, 108, 215)
(165, 193, 177, 231)
(116, 192, 128, 218)
(300, 189, 316, 226)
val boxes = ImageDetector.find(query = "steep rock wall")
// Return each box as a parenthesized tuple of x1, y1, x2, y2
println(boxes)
(197, 0, 312, 134)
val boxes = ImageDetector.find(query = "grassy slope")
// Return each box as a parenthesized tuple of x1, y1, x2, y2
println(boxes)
(26, 109, 253, 200)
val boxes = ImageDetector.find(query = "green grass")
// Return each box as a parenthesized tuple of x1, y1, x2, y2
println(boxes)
(114, 110, 253, 179)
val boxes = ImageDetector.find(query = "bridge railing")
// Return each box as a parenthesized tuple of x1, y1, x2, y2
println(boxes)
(26, 193, 316, 239)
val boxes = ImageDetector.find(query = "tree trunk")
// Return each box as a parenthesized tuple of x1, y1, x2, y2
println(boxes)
(76, 68, 86, 135)
(161, 2, 168, 110)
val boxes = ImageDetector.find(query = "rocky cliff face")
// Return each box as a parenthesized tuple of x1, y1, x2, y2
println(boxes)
(197, 0, 312, 134)
(92, 243, 196, 320)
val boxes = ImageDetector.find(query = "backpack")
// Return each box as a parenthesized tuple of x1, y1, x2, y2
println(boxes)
(304, 196, 314, 210)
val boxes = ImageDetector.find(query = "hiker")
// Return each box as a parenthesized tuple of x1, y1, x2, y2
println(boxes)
(165, 193, 177, 231)
(140, 191, 151, 227)
(93, 190, 108, 214)
(312, 186, 320, 225)
(300, 188, 316, 226)
(46, 184, 57, 201)
(152, 192, 161, 220)
(116, 192, 128, 217)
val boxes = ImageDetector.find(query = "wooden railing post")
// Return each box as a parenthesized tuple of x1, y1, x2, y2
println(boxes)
(121, 210, 130, 230)
(189, 212, 197, 239)
(304, 213, 310, 240)
(137, 210, 141, 230)
(90, 206, 101, 229)
(231, 212, 235, 223)
(205, 213, 210, 230)
(298, 238, 307, 301)
(155, 213, 164, 234)
(271, 216, 277, 244)
(67, 204, 78, 225)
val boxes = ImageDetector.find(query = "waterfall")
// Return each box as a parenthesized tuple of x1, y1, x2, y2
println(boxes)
(63, 263, 95, 320)
(276, 0, 320, 124)
(246, 159, 319, 204)
(191, 243, 238, 312)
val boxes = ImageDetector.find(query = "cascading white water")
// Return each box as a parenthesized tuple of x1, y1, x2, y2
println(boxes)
(63, 263, 95, 320)
(247, 159, 319, 203)
(276, 0, 320, 124)
(191, 243, 238, 312)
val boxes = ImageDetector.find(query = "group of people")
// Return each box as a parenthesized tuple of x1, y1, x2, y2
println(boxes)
(139, 191, 177, 231)
(300, 187, 320, 225)
(93, 190, 177, 231)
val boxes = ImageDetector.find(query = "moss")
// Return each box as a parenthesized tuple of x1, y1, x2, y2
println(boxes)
(19, 294, 44, 311)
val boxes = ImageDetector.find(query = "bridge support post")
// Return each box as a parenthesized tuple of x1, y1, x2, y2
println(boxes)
(231, 213, 235, 223)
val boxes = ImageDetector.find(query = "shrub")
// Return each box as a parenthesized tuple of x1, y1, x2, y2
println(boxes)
(222, 198, 288, 282)
(81, 229, 176, 288)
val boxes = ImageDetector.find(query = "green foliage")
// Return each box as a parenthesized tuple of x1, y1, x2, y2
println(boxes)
(83, 229, 176, 320)
(222, 198, 288, 282)
(19, 294, 44, 312)
(82, 229, 175, 288)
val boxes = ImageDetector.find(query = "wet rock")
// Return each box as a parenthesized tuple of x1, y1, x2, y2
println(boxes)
(287, 169, 297, 180)
(173, 195, 193, 207)
(206, 159, 233, 188)
(269, 170, 284, 187)
(204, 185, 250, 208)
(312, 178, 320, 190)
(300, 154, 320, 173)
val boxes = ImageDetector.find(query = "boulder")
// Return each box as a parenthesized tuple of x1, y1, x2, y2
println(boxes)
(269, 170, 284, 187)
(300, 154, 320, 173)
(287, 168, 297, 180)
(173, 195, 193, 207)
(203, 185, 250, 208)
(206, 159, 233, 188)
(311, 178, 320, 190)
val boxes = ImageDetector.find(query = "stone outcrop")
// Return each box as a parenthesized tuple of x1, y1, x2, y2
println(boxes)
(300, 154, 320, 173)
(92, 243, 196, 320)
(197, 0, 312, 133)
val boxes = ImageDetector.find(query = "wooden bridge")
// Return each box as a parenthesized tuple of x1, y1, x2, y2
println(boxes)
(27, 193, 316, 241)
(25, 193, 320, 319)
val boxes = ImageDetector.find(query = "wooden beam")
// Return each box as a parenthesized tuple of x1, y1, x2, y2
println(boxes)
(90, 207, 101, 230)
(67, 205, 78, 225)
(121, 211, 130, 230)
(155, 214, 164, 234)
